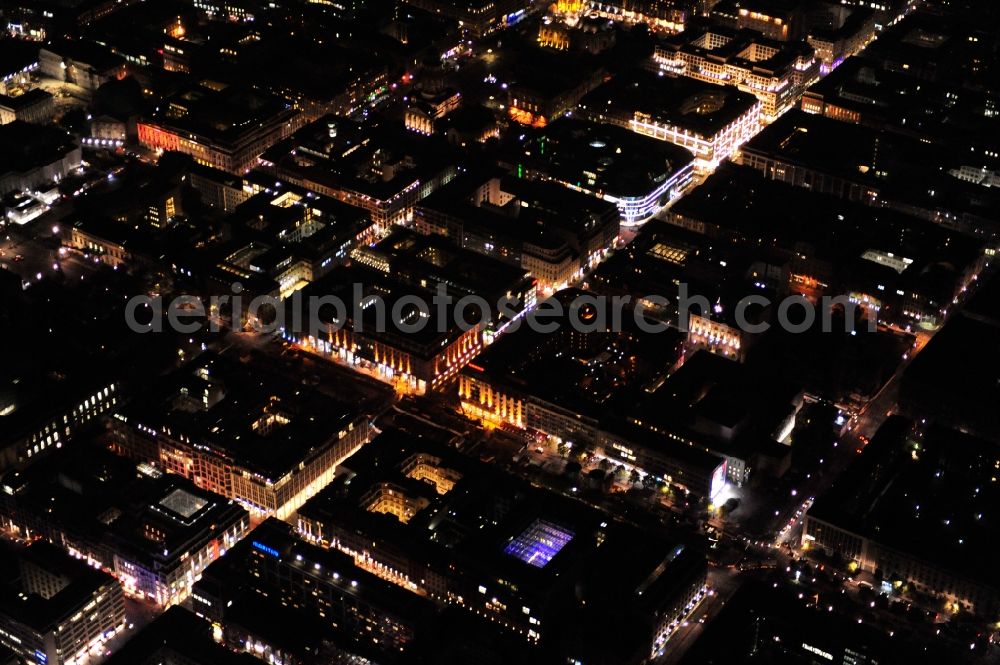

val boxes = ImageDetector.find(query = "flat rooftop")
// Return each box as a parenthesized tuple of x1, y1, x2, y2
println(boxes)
(863, 8, 1000, 90)
(520, 117, 695, 199)
(0, 121, 77, 180)
(116, 353, 361, 481)
(0, 444, 247, 570)
(104, 607, 260, 665)
(0, 541, 117, 633)
(810, 418, 1000, 590)
(578, 69, 759, 138)
(146, 82, 296, 146)
(679, 577, 956, 664)
(671, 163, 984, 274)
(0, 263, 180, 452)
(291, 264, 481, 356)
(498, 37, 604, 100)
(590, 218, 778, 324)
(244, 518, 434, 623)
(806, 56, 1000, 153)
(467, 289, 684, 420)
(299, 427, 702, 612)
(417, 169, 619, 257)
(260, 114, 457, 202)
(901, 314, 1000, 441)
(658, 26, 813, 74)
(0, 38, 39, 77)
(0, 88, 52, 110)
(359, 227, 535, 303)
(741, 111, 1000, 230)
(625, 350, 800, 459)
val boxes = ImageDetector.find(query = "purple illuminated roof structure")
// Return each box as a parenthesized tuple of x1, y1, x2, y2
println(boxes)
(504, 519, 574, 568)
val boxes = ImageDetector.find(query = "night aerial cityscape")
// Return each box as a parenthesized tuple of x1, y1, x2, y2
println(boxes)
(0, 0, 997, 663)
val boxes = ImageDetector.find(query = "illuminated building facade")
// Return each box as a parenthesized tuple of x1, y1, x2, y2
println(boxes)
(286, 266, 484, 394)
(653, 28, 820, 121)
(0, 122, 81, 194)
(836, 0, 916, 29)
(192, 0, 258, 21)
(588, 0, 687, 33)
(192, 518, 434, 660)
(414, 170, 620, 291)
(352, 227, 537, 343)
(403, 105, 435, 135)
(403, 88, 462, 135)
(538, 14, 617, 53)
(243, 523, 425, 653)
(687, 312, 746, 361)
(516, 118, 695, 225)
(805, 6, 878, 73)
(38, 42, 126, 97)
(4, 0, 140, 37)
(710, 0, 802, 41)
(259, 115, 459, 229)
(459, 366, 728, 499)
(0, 542, 126, 665)
(295, 429, 710, 661)
(457, 291, 728, 499)
(0, 447, 249, 609)
(0, 379, 119, 471)
(804, 418, 1000, 618)
(578, 69, 762, 173)
(110, 354, 373, 520)
(0, 89, 54, 126)
(67, 219, 143, 269)
(188, 163, 253, 213)
(110, 486, 248, 607)
(138, 83, 301, 175)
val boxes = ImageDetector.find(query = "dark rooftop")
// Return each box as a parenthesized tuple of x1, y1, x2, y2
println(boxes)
(750, 108, 1000, 221)
(0, 541, 117, 634)
(578, 69, 760, 138)
(0, 38, 39, 77)
(810, 418, 1000, 591)
(467, 289, 685, 420)
(260, 114, 458, 202)
(103, 606, 261, 665)
(298, 427, 703, 641)
(900, 314, 1000, 441)
(1, 443, 247, 572)
(0, 88, 52, 111)
(289, 263, 483, 355)
(145, 82, 296, 146)
(519, 117, 695, 199)
(670, 163, 984, 280)
(0, 121, 77, 182)
(115, 353, 361, 481)
(357, 226, 535, 305)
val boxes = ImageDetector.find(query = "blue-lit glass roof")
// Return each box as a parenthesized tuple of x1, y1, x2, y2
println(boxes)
(504, 519, 574, 568)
